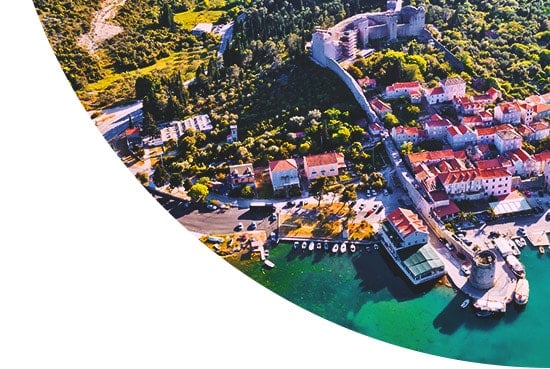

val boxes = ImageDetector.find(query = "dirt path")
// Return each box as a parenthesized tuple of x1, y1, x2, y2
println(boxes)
(78, 0, 127, 53)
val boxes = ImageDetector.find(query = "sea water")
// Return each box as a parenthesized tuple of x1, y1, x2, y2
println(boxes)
(227, 242, 550, 367)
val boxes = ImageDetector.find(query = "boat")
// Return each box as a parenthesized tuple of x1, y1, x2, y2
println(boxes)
(316, 242, 322, 250)
(332, 243, 339, 253)
(293, 241, 299, 249)
(264, 259, 275, 268)
(461, 298, 470, 309)
(324, 242, 329, 251)
(511, 244, 521, 256)
(373, 243, 379, 251)
(505, 254, 526, 278)
(350, 243, 356, 253)
(366, 245, 371, 252)
(309, 241, 315, 251)
(540, 246, 545, 254)
(519, 238, 527, 247)
(476, 310, 494, 318)
(340, 242, 347, 253)
(514, 278, 529, 306)
(301, 241, 307, 250)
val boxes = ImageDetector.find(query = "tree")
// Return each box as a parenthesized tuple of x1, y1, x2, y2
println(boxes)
(309, 176, 329, 207)
(340, 184, 357, 210)
(241, 185, 254, 198)
(400, 141, 414, 155)
(141, 112, 159, 137)
(188, 183, 209, 202)
(383, 113, 399, 128)
(152, 165, 169, 187)
(159, 3, 176, 31)
(169, 172, 183, 189)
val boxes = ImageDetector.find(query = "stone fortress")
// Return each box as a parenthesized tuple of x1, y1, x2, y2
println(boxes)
(311, 1, 425, 67)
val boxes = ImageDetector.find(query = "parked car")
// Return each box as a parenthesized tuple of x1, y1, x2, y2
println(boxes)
(444, 242, 455, 252)
(249, 221, 257, 230)
(206, 204, 217, 210)
(269, 213, 277, 222)
(236, 222, 243, 231)
(546, 212, 550, 221)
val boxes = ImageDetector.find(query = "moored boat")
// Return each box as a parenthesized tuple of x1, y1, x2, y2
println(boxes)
(316, 242, 322, 250)
(461, 298, 470, 309)
(324, 241, 329, 251)
(514, 278, 529, 306)
(350, 243, 356, 253)
(293, 241, 299, 249)
(340, 242, 347, 253)
(264, 259, 275, 268)
(519, 238, 527, 247)
(505, 254, 526, 278)
(332, 243, 339, 253)
(539, 246, 545, 254)
(309, 241, 315, 251)
(373, 243, 379, 250)
(476, 310, 494, 318)
(301, 241, 307, 250)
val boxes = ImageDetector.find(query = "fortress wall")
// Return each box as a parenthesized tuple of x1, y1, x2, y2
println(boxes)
(421, 29, 465, 72)
(325, 58, 378, 123)
(368, 24, 389, 39)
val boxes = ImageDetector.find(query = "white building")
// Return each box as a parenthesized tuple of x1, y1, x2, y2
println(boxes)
(384, 207, 429, 248)
(440, 77, 466, 101)
(494, 102, 522, 125)
(268, 159, 300, 192)
(480, 168, 512, 198)
(303, 152, 346, 180)
(159, 114, 213, 143)
(446, 125, 476, 150)
(494, 129, 522, 154)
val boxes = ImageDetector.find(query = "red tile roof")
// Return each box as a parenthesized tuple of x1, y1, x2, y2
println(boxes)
(533, 151, 550, 163)
(125, 127, 140, 136)
(437, 169, 479, 185)
(408, 149, 463, 165)
(426, 86, 444, 96)
(304, 152, 345, 168)
(370, 97, 392, 112)
(441, 77, 465, 86)
(387, 208, 427, 238)
(531, 121, 549, 131)
(269, 159, 298, 172)
(434, 201, 460, 218)
(479, 168, 511, 179)
(476, 159, 501, 170)
(476, 126, 496, 136)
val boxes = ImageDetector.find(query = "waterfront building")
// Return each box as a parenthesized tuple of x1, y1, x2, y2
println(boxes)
(470, 250, 497, 290)
(303, 152, 346, 180)
(379, 207, 445, 285)
(479, 168, 512, 198)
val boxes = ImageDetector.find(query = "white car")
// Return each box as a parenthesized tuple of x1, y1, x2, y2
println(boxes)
(460, 265, 471, 276)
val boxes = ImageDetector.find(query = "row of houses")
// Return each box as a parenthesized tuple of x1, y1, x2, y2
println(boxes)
(228, 152, 346, 192)
(389, 114, 550, 154)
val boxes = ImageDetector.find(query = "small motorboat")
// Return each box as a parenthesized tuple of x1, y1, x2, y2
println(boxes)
(309, 241, 315, 251)
(540, 246, 545, 254)
(373, 243, 379, 251)
(324, 242, 329, 251)
(476, 310, 494, 318)
(316, 242, 322, 250)
(264, 259, 275, 268)
(293, 241, 299, 249)
(461, 298, 470, 309)
(366, 245, 371, 252)
(350, 243, 356, 253)
(332, 243, 339, 253)
(519, 238, 527, 247)
(301, 241, 307, 250)
(340, 242, 347, 253)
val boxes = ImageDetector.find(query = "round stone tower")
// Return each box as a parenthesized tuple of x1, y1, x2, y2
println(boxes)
(469, 250, 497, 290)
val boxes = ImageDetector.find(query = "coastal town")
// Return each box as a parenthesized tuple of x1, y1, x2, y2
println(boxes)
(91, 2, 550, 320)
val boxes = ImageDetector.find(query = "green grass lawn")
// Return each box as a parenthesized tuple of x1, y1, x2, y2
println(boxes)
(174, 10, 225, 30)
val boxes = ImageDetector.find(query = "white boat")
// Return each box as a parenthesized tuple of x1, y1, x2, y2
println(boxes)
(308, 241, 315, 251)
(519, 238, 527, 247)
(264, 259, 275, 268)
(505, 255, 525, 278)
(293, 241, 299, 249)
(476, 310, 494, 318)
(340, 242, 347, 253)
(301, 241, 307, 250)
(350, 243, 356, 253)
(316, 242, 322, 250)
(373, 243, 379, 250)
(461, 298, 470, 309)
(332, 243, 339, 253)
(514, 278, 529, 305)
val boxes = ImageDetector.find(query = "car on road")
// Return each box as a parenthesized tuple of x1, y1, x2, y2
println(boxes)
(444, 242, 455, 251)
(206, 204, 217, 210)
(460, 265, 471, 276)
(249, 221, 257, 230)
(236, 222, 243, 231)
(269, 213, 277, 222)
(546, 212, 550, 221)
(518, 227, 526, 236)
(287, 201, 296, 207)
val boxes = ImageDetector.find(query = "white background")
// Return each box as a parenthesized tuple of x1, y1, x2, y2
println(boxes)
(0, 1, 508, 368)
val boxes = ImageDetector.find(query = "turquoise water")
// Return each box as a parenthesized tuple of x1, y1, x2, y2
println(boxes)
(227, 242, 550, 367)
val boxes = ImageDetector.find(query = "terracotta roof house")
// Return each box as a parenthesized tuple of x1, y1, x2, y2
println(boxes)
(424, 86, 446, 105)
(303, 152, 346, 180)
(436, 168, 483, 201)
(385, 208, 428, 248)
(385, 81, 422, 102)
(494, 129, 522, 154)
(423, 114, 452, 140)
(369, 97, 393, 118)
(268, 159, 300, 191)
(391, 125, 420, 146)
(475, 126, 497, 145)
(446, 124, 476, 150)
(357, 77, 377, 89)
(440, 76, 466, 100)
(479, 168, 512, 198)
(494, 102, 521, 125)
